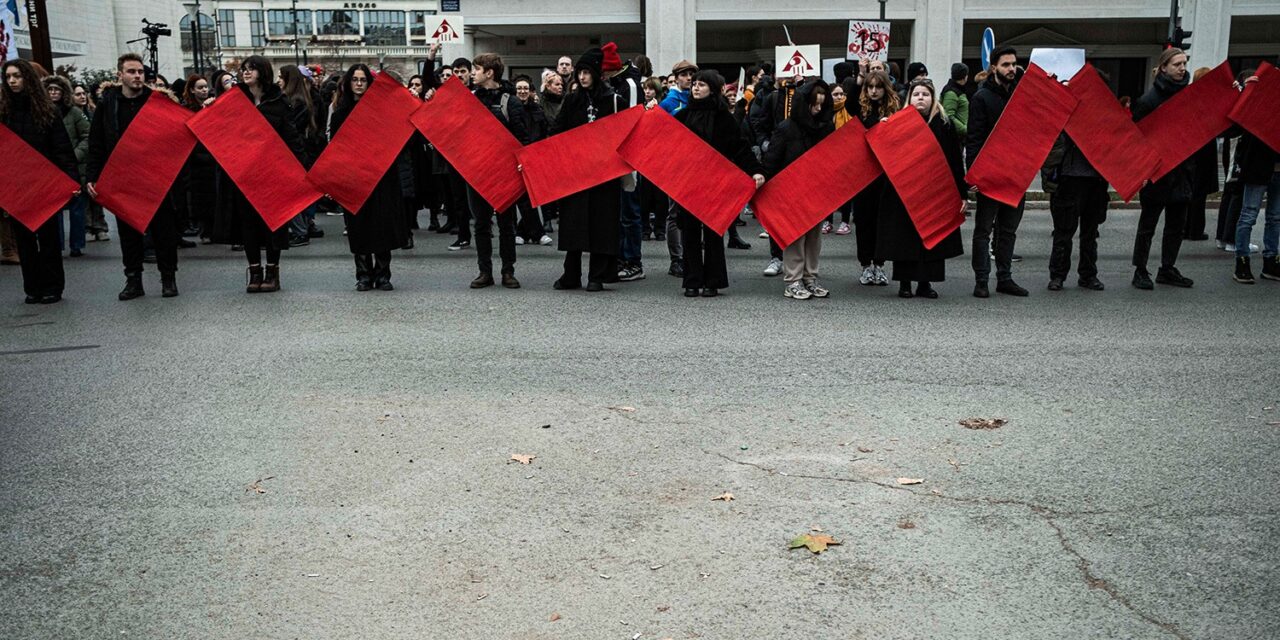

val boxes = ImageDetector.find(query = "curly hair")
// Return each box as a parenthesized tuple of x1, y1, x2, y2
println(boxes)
(0, 59, 58, 128)
(858, 70, 900, 121)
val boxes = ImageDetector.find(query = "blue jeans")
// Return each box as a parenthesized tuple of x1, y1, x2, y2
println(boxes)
(1236, 172, 1280, 258)
(619, 185, 642, 266)
(289, 203, 319, 239)
(58, 194, 87, 251)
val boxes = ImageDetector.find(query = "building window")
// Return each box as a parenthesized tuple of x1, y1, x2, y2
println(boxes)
(317, 10, 358, 37)
(179, 13, 216, 53)
(249, 10, 265, 47)
(267, 9, 312, 39)
(363, 10, 406, 47)
(217, 9, 235, 48)
(409, 10, 438, 43)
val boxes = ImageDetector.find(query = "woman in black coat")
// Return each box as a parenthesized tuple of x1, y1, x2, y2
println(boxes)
(876, 78, 966, 299)
(1130, 48, 1195, 289)
(550, 47, 626, 292)
(329, 64, 409, 291)
(674, 70, 765, 297)
(848, 70, 900, 287)
(0, 59, 78, 303)
(213, 56, 307, 293)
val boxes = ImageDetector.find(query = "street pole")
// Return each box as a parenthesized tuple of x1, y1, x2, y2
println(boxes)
(1167, 0, 1178, 45)
(193, 0, 203, 75)
(291, 0, 301, 66)
(879, 0, 887, 21)
(24, 0, 54, 70)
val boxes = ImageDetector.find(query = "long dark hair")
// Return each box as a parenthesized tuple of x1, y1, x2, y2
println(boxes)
(209, 69, 233, 97)
(280, 65, 314, 110)
(181, 74, 209, 110)
(0, 59, 57, 127)
(239, 55, 274, 91)
(335, 63, 374, 112)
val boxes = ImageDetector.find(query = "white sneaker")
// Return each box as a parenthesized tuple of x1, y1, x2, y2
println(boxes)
(515, 236, 525, 245)
(758, 230, 770, 239)
(539, 234, 553, 246)
(859, 265, 876, 285)
(1223, 243, 1237, 252)
(1216, 240, 1227, 250)
(806, 282, 829, 298)
(784, 281, 812, 299)
(763, 257, 782, 277)
(821, 222, 832, 234)
(873, 265, 888, 286)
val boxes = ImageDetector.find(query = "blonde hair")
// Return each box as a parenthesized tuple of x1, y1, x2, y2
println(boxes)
(906, 78, 944, 123)
(1153, 48, 1186, 79)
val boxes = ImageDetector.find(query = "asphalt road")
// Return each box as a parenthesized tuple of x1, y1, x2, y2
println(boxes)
(2, 207, 1277, 639)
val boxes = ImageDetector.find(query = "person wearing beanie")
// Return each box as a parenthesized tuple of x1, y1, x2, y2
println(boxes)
(898, 62, 928, 102)
(941, 62, 970, 139)
(657, 59, 699, 279)
(551, 47, 627, 292)
(600, 41, 648, 283)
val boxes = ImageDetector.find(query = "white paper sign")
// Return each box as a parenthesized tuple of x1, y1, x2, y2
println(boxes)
(428, 15, 465, 44)
(847, 20, 890, 62)
(775, 45, 821, 78)
(1029, 48, 1086, 82)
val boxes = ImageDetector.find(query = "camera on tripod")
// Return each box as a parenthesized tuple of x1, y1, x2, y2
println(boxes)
(141, 19, 171, 39)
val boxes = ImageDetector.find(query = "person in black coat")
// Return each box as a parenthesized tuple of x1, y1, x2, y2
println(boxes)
(550, 47, 626, 292)
(762, 79, 834, 300)
(1130, 47, 1195, 289)
(0, 59, 78, 303)
(674, 70, 765, 297)
(876, 78, 966, 299)
(211, 56, 307, 293)
(329, 63, 410, 291)
(848, 70, 899, 287)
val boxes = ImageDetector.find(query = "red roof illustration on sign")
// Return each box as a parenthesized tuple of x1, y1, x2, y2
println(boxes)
(781, 49, 814, 75)
(433, 19, 459, 40)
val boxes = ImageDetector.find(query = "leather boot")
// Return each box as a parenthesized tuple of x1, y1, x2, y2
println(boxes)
(161, 271, 179, 298)
(246, 265, 263, 293)
(374, 254, 393, 291)
(119, 271, 145, 300)
(354, 254, 373, 291)
(261, 264, 280, 292)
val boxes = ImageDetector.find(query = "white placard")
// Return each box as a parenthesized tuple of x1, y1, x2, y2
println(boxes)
(427, 15, 465, 44)
(775, 45, 821, 78)
(1029, 48, 1086, 82)
(847, 20, 890, 62)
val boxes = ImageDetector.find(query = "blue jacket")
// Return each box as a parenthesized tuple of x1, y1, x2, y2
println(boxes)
(659, 87, 690, 115)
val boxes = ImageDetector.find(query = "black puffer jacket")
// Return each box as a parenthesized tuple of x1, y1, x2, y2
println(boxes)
(1235, 132, 1279, 186)
(1133, 72, 1194, 204)
(677, 95, 765, 176)
(2, 93, 77, 180)
(245, 83, 308, 165)
(473, 81, 529, 145)
(761, 80, 833, 177)
(964, 74, 1015, 169)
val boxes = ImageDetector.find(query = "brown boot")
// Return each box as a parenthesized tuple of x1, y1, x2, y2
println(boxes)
(246, 265, 263, 293)
(260, 264, 280, 292)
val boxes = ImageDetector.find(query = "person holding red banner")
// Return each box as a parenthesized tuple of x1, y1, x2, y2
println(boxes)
(1231, 119, 1280, 283)
(1129, 48, 1195, 290)
(965, 46, 1029, 298)
(850, 70, 898, 287)
(762, 79, 835, 300)
(1042, 132, 1109, 292)
(328, 63, 410, 292)
(875, 79, 966, 299)
(674, 70, 765, 298)
(550, 47, 626, 292)
(85, 53, 181, 300)
(1, 59, 77, 303)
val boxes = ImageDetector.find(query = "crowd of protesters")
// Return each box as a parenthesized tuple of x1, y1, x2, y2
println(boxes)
(1, 42, 1276, 304)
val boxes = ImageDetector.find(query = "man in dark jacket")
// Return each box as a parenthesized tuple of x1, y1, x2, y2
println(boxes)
(1044, 134, 1109, 291)
(85, 52, 181, 300)
(603, 42, 647, 282)
(466, 52, 527, 290)
(1231, 130, 1280, 283)
(965, 46, 1028, 298)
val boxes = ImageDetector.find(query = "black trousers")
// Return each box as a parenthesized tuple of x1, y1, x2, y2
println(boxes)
(466, 186, 517, 275)
(971, 193, 1025, 283)
(677, 207, 727, 289)
(1049, 176, 1108, 281)
(852, 184, 883, 267)
(1216, 182, 1243, 243)
(1184, 193, 1208, 239)
(562, 250, 615, 284)
(1133, 198, 1188, 271)
(119, 200, 178, 274)
(14, 216, 64, 297)
(516, 196, 543, 241)
(447, 168, 472, 242)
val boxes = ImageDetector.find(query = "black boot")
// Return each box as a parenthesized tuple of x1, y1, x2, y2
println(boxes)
(119, 272, 145, 301)
(354, 254, 373, 291)
(1261, 255, 1280, 281)
(161, 271, 179, 298)
(374, 254, 393, 291)
(1233, 256, 1255, 284)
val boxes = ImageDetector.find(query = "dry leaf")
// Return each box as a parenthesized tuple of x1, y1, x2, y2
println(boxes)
(608, 405, 637, 413)
(857, 446, 873, 453)
(959, 417, 1008, 430)
(509, 454, 536, 465)
(789, 533, 840, 554)
(898, 520, 916, 529)
(896, 477, 924, 485)
(549, 612, 561, 622)
(245, 476, 275, 494)
(711, 492, 735, 502)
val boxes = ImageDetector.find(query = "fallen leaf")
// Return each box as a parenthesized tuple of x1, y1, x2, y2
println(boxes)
(959, 417, 1008, 430)
(898, 520, 916, 530)
(656, 605, 670, 612)
(711, 492, 734, 502)
(789, 533, 841, 554)
(549, 612, 561, 622)
(476, 593, 488, 601)
(608, 405, 637, 413)
(857, 446, 873, 453)
(509, 454, 536, 465)
(245, 476, 275, 494)
(649, 564, 664, 570)
(897, 477, 924, 485)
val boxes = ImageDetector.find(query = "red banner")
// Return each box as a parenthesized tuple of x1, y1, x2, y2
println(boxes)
(866, 109, 965, 250)
(752, 118, 882, 249)
(0, 123, 79, 232)
(617, 108, 756, 236)
(411, 77, 524, 212)
(1228, 61, 1280, 154)
(186, 89, 320, 231)
(1063, 64, 1159, 203)
(1138, 61, 1237, 182)
(308, 72, 420, 214)
(94, 93, 198, 233)
(517, 105, 643, 208)
(965, 64, 1079, 207)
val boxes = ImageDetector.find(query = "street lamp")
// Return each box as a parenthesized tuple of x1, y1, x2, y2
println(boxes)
(183, 1, 203, 75)
(290, 0, 301, 66)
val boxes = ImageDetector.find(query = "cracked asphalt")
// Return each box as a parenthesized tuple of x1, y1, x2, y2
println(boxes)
(2, 207, 1278, 639)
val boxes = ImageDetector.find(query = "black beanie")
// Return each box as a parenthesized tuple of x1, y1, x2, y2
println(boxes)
(576, 47, 604, 78)
(951, 62, 969, 81)
(906, 62, 928, 81)
(833, 61, 855, 83)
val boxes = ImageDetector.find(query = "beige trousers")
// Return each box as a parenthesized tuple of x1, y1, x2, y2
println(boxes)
(783, 224, 822, 284)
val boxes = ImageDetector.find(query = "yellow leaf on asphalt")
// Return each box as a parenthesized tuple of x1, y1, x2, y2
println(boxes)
(510, 454, 536, 465)
(789, 533, 840, 554)
(896, 477, 924, 485)
(711, 492, 734, 501)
